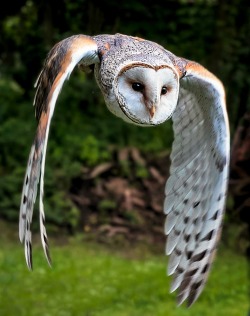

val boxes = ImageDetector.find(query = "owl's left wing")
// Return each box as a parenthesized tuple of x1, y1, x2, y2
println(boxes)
(164, 61, 230, 306)
(19, 35, 100, 269)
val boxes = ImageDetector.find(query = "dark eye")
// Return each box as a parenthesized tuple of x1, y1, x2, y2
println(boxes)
(161, 86, 168, 95)
(132, 82, 144, 92)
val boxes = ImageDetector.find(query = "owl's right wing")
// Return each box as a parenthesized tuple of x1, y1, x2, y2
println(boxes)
(164, 61, 230, 306)
(19, 35, 101, 269)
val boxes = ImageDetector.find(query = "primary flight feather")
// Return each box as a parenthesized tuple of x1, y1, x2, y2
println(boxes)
(19, 33, 230, 306)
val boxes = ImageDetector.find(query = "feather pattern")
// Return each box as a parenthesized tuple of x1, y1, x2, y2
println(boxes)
(19, 35, 99, 269)
(164, 62, 230, 306)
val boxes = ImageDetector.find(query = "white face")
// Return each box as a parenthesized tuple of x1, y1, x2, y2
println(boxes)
(114, 65, 179, 126)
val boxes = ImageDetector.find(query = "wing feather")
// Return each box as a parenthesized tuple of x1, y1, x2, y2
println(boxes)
(19, 35, 99, 269)
(164, 61, 230, 306)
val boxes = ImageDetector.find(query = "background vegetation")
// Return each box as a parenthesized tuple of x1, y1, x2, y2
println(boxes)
(0, 0, 250, 315)
(0, 231, 248, 316)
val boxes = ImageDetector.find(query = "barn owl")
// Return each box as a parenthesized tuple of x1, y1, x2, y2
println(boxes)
(19, 33, 230, 306)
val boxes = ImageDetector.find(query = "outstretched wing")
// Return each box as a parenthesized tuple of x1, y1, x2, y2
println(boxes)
(19, 35, 100, 269)
(164, 61, 230, 306)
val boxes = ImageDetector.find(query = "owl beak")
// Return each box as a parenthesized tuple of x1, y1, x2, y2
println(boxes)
(144, 96, 156, 118)
(148, 106, 156, 118)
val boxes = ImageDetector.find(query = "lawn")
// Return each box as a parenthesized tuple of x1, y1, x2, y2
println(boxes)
(0, 226, 249, 316)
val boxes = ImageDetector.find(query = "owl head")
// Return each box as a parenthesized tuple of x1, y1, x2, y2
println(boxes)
(95, 43, 180, 126)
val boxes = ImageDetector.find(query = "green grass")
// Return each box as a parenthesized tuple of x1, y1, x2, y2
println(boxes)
(0, 230, 249, 316)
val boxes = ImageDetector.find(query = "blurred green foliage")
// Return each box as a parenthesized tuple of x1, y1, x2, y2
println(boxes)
(0, 0, 249, 232)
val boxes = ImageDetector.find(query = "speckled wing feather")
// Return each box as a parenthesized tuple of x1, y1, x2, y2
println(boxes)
(164, 61, 230, 306)
(19, 35, 99, 269)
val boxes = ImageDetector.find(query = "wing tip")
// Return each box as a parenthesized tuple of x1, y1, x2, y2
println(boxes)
(25, 241, 33, 270)
(43, 240, 52, 267)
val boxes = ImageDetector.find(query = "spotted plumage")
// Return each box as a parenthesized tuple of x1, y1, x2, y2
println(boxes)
(19, 33, 230, 306)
